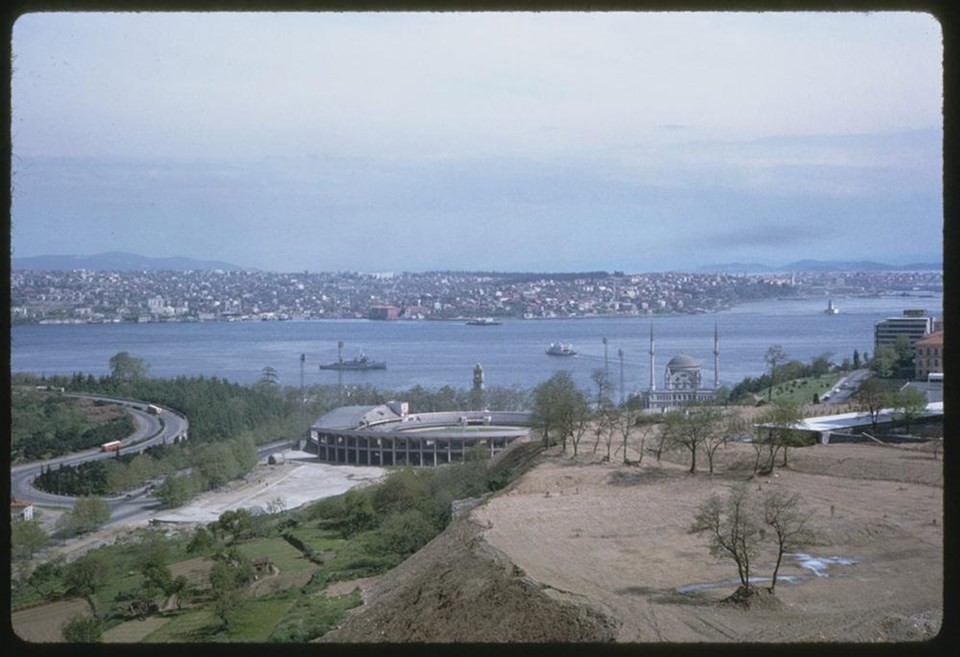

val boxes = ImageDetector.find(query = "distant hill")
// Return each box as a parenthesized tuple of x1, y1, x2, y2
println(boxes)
(11, 252, 250, 272)
(701, 259, 942, 273)
(697, 263, 776, 273)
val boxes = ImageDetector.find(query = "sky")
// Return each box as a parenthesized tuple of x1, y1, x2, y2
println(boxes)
(9, 11, 944, 273)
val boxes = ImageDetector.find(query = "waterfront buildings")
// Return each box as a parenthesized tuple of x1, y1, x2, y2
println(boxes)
(874, 309, 935, 351)
(914, 330, 944, 380)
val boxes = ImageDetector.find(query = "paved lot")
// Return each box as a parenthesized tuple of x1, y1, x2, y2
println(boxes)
(152, 450, 386, 524)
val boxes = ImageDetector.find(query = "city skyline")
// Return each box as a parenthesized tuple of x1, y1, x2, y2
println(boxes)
(10, 11, 944, 272)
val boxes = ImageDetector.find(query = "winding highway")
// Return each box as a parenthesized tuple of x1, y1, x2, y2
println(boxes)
(10, 394, 189, 517)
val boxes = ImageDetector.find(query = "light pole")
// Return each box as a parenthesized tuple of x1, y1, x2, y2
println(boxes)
(299, 353, 306, 444)
(337, 340, 344, 405)
(618, 348, 625, 405)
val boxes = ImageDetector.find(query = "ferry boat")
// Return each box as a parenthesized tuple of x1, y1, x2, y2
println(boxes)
(318, 351, 386, 371)
(546, 342, 576, 356)
(466, 317, 502, 326)
(824, 299, 840, 315)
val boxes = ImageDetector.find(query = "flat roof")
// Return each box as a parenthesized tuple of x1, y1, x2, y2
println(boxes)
(758, 402, 943, 434)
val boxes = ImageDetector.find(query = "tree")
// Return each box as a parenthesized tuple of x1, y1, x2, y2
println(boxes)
(590, 368, 614, 411)
(12, 518, 51, 560)
(613, 409, 647, 465)
(764, 346, 787, 401)
(660, 405, 724, 474)
(690, 484, 765, 598)
(757, 399, 805, 469)
(209, 548, 254, 628)
(260, 366, 279, 385)
(856, 377, 893, 434)
(890, 386, 928, 434)
(109, 351, 148, 380)
(870, 346, 898, 378)
(853, 349, 861, 369)
(64, 551, 111, 597)
(26, 556, 66, 599)
(763, 490, 816, 593)
(532, 371, 590, 450)
(57, 496, 111, 536)
(61, 615, 102, 642)
(154, 472, 201, 509)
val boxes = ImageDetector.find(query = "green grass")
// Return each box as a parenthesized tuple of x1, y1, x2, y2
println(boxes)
(235, 537, 314, 573)
(286, 526, 348, 552)
(762, 374, 843, 405)
(142, 608, 221, 642)
(141, 595, 298, 642)
(269, 591, 362, 642)
(225, 595, 299, 641)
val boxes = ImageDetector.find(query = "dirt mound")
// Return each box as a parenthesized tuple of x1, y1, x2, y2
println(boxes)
(318, 516, 620, 643)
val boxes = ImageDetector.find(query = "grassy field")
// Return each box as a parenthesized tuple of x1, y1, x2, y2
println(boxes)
(763, 373, 843, 405)
(235, 537, 315, 573)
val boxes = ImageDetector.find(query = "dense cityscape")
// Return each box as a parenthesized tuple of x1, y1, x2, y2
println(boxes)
(9, 268, 943, 325)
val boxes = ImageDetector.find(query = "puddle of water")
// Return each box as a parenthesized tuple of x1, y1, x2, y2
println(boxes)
(676, 553, 857, 594)
(788, 553, 858, 577)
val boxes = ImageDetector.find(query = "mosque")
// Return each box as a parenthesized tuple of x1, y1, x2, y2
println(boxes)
(640, 323, 721, 411)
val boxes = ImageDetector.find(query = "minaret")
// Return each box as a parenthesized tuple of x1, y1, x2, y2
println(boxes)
(713, 322, 720, 389)
(649, 324, 656, 391)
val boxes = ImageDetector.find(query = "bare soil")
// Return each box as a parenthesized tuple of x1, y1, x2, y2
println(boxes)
(324, 437, 944, 644)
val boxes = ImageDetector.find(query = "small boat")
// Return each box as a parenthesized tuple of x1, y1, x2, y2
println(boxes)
(824, 299, 839, 315)
(466, 317, 502, 326)
(318, 350, 386, 371)
(546, 342, 576, 356)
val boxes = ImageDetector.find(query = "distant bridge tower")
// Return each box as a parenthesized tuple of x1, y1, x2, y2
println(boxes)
(649, 324, 656, 391)
(713, 323, 720, 389)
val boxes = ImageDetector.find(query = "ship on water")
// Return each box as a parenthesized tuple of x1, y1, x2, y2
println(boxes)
(824, 299, 840, 315)
(318, 349, 386, 371)
(466, 317, 502, 326)
(546, 342, 576, 356)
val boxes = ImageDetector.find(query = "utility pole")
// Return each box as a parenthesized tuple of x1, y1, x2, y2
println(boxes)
(337, 340, 344, 405)
(618, 348, 625, 405)
(299, 353, 306, 444)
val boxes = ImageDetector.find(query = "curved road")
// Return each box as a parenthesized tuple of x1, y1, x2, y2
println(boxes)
(10, 394, 189, 515)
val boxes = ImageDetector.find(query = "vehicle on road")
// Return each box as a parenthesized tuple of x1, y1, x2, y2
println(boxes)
(101, 440, 122, 452)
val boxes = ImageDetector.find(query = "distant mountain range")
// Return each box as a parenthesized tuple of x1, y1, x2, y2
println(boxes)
(10, 252, 942, 274)
(699, 260, 942, 273)
(11, 252, 249, 272)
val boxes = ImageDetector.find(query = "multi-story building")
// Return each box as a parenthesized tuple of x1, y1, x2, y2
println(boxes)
(874, 309, 934, 351)
(914, 330, 944, 380)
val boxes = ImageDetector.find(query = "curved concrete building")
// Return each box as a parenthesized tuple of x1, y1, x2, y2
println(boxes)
(309, 401, 533, 466)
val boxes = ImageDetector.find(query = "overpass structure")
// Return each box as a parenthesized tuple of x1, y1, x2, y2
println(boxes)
(309, 402, 534, 466)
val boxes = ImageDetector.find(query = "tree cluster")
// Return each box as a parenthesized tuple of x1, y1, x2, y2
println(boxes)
(691, 484, 816, 601)
(10, 389, 135, 462)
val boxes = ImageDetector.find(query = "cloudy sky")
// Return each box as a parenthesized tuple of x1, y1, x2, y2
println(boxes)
(10, 11, 943, 273)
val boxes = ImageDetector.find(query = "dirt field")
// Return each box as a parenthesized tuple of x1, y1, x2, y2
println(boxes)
(11, 598, 92, 643)
(326, 437, 944, 643)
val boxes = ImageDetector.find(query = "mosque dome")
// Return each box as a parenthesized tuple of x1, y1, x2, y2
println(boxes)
(666, 354, 700, 369)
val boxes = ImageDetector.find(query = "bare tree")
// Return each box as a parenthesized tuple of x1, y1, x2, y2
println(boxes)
(614, 409, 649, 465)
(764, 345, 787, 402)
(757, 399, 805, 469)
(569, 402, 592, 457)
(690, 484, 765, 598)
(661, 405, 724, 474)
(856, 377, 893, 434)
(763, 490, 817, 593)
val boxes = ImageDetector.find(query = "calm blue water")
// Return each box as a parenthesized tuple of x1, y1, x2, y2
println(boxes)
(9, 295, 942, 395)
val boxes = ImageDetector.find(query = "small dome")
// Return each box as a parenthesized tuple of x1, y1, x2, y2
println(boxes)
(667, 354, 700, 369)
